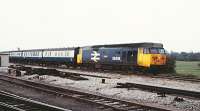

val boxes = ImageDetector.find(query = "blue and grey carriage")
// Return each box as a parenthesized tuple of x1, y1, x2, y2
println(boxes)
(9, 48, 76, 65)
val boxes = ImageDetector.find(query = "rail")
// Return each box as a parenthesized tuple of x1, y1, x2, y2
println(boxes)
(0, 90, 70, 111)
(116, 82, 200, 99)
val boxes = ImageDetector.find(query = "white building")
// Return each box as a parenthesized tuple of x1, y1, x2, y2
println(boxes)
(0, 53, 9, 67)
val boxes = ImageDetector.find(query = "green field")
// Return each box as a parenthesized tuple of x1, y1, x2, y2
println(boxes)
(176, 61, 200, 77)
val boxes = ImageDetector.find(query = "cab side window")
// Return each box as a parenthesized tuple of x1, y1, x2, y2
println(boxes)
(143, 48, 150, 54)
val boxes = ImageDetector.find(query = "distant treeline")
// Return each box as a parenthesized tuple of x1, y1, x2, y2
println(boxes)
(170, 52, 200, 61)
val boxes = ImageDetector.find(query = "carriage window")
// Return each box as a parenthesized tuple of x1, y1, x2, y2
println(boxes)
(66, 52, 69, 56)
(61, 52, 63, 56)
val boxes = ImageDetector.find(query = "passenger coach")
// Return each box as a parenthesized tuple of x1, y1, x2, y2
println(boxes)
(10, 48, 77, 66)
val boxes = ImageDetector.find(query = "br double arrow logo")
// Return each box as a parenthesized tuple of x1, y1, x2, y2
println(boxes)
(91, 51, 100, 62)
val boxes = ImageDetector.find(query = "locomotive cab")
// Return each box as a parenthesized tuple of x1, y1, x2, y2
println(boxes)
(137, 48, 166, 68)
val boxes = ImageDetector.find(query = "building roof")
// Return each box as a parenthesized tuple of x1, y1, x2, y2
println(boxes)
(0, 53, 9, 55)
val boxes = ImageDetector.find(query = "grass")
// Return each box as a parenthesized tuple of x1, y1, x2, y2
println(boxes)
(175, 61, 200, 77)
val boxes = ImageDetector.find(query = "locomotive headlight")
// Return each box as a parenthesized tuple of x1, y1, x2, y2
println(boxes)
(151, 54, 166, 65)
(152, 56, 158, 62)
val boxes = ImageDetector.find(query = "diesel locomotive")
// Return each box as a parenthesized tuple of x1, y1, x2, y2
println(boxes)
(8, 42, 167, 72)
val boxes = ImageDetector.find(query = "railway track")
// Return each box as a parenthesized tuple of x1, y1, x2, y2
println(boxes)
(151, 74, 200, 82)
(10, 64, 112, 79)
(116, 82, 200, 99)
(12, 64, 200, 83)
(0, 73, 173, 111)
(0, 90, 69, 111)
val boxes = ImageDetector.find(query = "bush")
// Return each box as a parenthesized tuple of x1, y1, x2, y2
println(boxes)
(198, 63, 200, 68)
(159, 56, 176, 73)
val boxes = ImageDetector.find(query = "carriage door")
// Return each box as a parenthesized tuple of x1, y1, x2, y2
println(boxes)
(127, 49, 137, 65)
(132, 49, 138, 65)
(122, 51, 127, 64)
(127, 51, 134, 64)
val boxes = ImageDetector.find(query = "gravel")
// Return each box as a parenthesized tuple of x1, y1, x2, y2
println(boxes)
(1, 66, 200, 111)
(21, 75, 200, 111)
(25, 65, 200, 92)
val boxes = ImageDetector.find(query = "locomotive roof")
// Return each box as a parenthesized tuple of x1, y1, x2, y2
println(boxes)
(89, 42, 163, 48)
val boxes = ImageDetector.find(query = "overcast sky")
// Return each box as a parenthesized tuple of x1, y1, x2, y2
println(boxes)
(0, 0, 199, 52)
